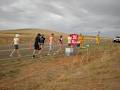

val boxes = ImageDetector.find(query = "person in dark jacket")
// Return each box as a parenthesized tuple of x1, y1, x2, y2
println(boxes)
(32, 33, 41, 58)
(39, 34, 46, 53)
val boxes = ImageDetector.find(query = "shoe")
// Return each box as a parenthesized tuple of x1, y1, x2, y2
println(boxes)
(9, 55, 12, 57)
(56, 51, 59, 53)
(47, 53, 50, 56)
(53, 53, 56, 55)
(32, 55, 35, 58)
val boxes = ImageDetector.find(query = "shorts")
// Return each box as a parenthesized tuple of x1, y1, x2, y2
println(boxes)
(34, 44, 41, 50)
(14, 45, 19, 49)
(39, 43, 44, 45)
(68, 43, 71, 46)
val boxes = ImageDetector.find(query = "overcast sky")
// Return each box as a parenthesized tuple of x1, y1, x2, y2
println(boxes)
(0, 0, 120, 36)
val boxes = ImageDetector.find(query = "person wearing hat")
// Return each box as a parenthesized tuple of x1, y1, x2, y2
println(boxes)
(9, 34, 21, 57)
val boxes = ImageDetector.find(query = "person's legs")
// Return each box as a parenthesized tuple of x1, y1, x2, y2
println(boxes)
(16, 49, 21, 57)
(9, 49, 15, 57)
(52, 44, 56, 55)
(57, 44, 63, 53)
(80, 41, 83, 48)
(38, 45, 42, 55)
(48, 44, 52, 55)
(33, 45, 37, 58)
(33, 44, 38, 58)
(32, 49, 36, 58)
(15, 45, 21, 57)
(10, 44, 18, 57)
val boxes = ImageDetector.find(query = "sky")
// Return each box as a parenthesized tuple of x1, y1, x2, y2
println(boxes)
(0, 0, 120, 36)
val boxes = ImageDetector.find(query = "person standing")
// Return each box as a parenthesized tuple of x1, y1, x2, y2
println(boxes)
(79, 34, 84, 48)
(96, 34, 100, 45)
(9, 34, 21, 57)
(48, 33, 55, 55)
(41, 34, 46, 46)
(68, 34, 72, 47)
(57, 35, 64, 52)
(32, 33, 41, 58)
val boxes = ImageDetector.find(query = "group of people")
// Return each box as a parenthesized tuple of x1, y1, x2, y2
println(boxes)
(9, 33, 100, 58)
(32, 33, 45, 58)
(33, 33, 64, 57)
(9, 33, 64, 58)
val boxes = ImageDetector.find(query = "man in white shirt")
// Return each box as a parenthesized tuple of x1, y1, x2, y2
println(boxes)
(9, 34, 21, 57)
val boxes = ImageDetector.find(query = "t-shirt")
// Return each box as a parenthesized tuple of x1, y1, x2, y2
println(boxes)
(39, 36, 44, 43)
(14, 37, 19, 45)
(68, 36, 71, 43)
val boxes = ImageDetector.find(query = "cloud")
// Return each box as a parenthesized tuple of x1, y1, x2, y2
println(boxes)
(0, 0, 120, 37)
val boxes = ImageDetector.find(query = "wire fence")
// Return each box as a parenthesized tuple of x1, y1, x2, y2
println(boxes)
(0, 43, 68, 60)
(0, 39, 110, 60)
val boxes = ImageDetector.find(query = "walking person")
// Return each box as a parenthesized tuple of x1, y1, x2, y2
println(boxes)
(47, 33, 55, 55)
(41, 34, 46, 49)
(57, 35, 64, 52)
(39, 34, 46, 54)
(32, 33, 41, 58)
(9, 34, 21, 57)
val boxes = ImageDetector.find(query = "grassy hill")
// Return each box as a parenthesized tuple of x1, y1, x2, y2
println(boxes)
(0, 28, 67, 45)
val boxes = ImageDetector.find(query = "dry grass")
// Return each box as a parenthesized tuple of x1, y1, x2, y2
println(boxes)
(0, 29, 119, 90)
(0, 39, 120, 90)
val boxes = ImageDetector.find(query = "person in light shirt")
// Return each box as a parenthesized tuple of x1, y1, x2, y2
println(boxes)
(68, 34, 72, 47)
(9, 34, 21, 57)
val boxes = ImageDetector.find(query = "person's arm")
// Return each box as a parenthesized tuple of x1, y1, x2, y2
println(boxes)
(44, 37, 46, 43)
(11, 38, 14, 45)
(53, 37, 57, 45)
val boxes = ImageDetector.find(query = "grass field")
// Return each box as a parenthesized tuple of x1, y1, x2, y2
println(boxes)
(0, 29, 120, 90)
